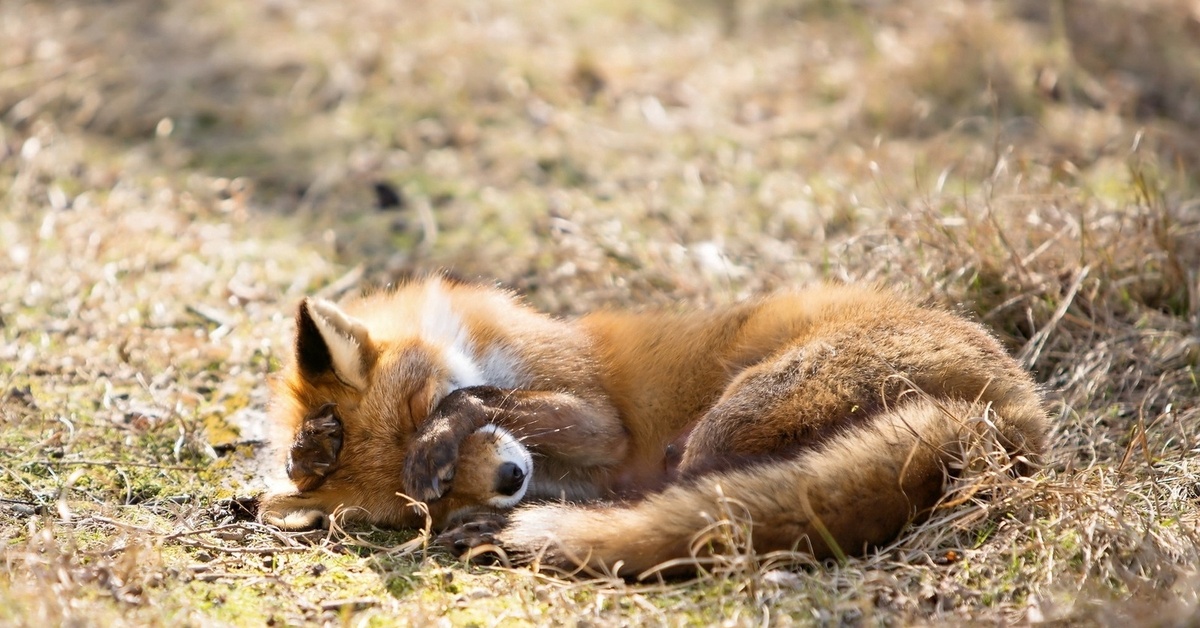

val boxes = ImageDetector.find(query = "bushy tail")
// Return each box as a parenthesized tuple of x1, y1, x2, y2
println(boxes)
(494, 398, 1037, 578)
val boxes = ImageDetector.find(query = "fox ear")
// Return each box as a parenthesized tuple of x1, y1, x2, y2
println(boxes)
(296, 298, 377, 390)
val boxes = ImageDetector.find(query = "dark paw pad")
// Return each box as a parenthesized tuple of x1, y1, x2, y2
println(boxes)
(403, 437, 458, 502)
(287, 403, 343, 491)
(436, 517, 507, 561)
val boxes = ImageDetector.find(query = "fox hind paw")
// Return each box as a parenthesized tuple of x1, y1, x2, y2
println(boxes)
(437, 513, 508, 560)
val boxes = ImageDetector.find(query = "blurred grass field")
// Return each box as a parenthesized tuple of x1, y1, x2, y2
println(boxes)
(2, 0, 1199, 625)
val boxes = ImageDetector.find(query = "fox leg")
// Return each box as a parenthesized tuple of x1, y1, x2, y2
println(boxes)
(404, 386, 626, 502)
(677, 341, 901, 478)
(471, 387, 628, 465)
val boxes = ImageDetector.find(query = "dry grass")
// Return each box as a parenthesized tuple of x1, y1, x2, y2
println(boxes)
(2, 0, 1199, 625)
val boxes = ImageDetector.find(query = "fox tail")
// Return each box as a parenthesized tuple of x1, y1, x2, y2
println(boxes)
(489, 398, 1037, 579)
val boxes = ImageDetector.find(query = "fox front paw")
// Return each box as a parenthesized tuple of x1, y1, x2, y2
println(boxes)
(403, 387, 498, 503)
(402, 431, 459, 502)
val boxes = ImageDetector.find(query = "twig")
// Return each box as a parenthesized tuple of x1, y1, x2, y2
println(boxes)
(78, 516, 318, 555)
(163, 522, 255, 541)
(1017, 265, 1090, 369)
(0, 497, 41, 506)
(212, 439, 265, 454)
(174, 532, 312, 555)
(31, 459, 206, 471)
(186, 304, 236, 328)
(320, 599, 379, 611)
(195, 572, 286, 584)
(315, 264, 365, 301)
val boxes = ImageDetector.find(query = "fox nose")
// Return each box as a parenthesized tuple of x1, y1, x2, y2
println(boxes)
(494, 462, 527, 497)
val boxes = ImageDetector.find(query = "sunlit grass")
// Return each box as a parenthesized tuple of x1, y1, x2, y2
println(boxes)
(1, 0, 1198, 624)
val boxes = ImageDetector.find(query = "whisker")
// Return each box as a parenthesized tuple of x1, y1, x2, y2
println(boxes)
(515, 425, 577, 443)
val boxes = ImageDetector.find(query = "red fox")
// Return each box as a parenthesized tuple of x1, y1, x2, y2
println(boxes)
(257, 275, 1049, 577)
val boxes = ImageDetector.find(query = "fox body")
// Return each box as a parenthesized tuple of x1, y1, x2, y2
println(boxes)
(259, 276, 1048, 577)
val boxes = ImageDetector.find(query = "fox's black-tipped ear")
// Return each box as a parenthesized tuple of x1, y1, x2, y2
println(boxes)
(295, 298, 377, 390)
(296, 300, 334, 378)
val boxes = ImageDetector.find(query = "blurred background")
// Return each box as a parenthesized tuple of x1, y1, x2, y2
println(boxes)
(3, 0, 1198, 306)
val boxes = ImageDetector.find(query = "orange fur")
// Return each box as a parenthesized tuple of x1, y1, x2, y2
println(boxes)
(257, 277, 1049, 577)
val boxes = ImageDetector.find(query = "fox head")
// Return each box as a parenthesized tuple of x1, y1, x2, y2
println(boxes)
(257, 292, 530, 530)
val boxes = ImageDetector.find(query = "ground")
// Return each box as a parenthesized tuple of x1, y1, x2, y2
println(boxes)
(2, 0, 1199, 625)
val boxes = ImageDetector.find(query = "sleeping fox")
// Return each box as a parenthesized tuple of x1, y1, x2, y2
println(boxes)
(257, 275, 1048, 577)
